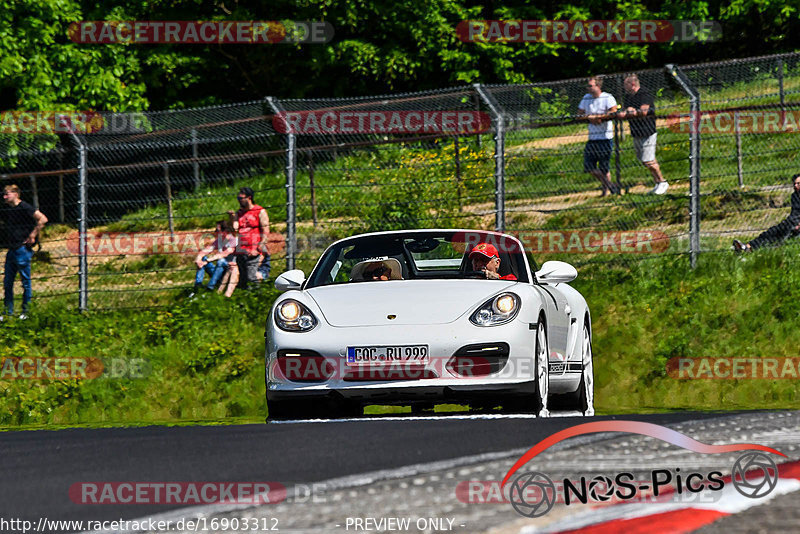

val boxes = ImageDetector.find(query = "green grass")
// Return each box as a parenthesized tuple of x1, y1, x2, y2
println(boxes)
(0, 287, 276, 428)
(577, 245, 800, 413)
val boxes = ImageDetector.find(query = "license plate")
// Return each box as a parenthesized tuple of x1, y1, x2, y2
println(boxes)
(346, 345, 429, 365)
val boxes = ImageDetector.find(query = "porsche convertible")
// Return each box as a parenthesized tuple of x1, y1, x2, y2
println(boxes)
(265, 229, 593, 420)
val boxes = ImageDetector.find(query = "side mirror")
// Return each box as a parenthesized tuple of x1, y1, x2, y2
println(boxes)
(535, 261, 577, 284)
(274, 269, 306, 291)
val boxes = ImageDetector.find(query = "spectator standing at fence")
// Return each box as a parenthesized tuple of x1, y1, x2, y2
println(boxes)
(2, 184, 47, 320)
(577, 76, 620, 196)
(191, 220, 237, 296)
(619, 74, 668, 195)
(733, 173, 800, 252)
(229, 187, 270, 289)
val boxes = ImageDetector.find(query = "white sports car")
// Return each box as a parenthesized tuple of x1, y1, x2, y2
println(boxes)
(265, 229, 593, 420)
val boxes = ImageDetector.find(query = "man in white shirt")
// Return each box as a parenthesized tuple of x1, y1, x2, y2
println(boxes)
(577, 76, 619, 196)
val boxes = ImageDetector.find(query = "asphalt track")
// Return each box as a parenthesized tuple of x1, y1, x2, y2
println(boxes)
(0, 411, 730, 528)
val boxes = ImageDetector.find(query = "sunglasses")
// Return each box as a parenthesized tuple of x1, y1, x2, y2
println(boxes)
(365, 265, 390, 278)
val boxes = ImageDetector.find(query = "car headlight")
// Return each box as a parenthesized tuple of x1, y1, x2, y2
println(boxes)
(275, 299, 318, 332)
(470, 293, 520, 326)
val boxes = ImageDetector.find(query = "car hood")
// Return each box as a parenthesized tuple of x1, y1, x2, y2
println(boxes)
(305, 280, 519, 327)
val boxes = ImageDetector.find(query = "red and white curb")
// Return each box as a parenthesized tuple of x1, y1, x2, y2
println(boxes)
(522, 460, 800, 534)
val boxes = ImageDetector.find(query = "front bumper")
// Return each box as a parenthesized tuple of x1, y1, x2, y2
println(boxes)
(266, 317, 580, 400)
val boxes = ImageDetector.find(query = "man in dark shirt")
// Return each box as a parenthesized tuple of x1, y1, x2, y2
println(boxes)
(619, 74, 669, 195)
(2, 184, 48, 319)
(733, 173, 800, 252)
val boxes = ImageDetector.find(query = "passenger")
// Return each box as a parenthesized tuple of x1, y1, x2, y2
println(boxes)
(350, 258, 403, 281)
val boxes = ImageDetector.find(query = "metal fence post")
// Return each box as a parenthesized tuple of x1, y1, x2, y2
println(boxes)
(613, 119, 623, 193)
(474, 84, 506, 232)
(667, 65, 701, 268)
(266, 96, 296, 270)
(163, 162, 175, 237)
(308, 152, 317, 227)
(73, 137, 89, 312)
(191, 128, 200, 191)
(735, 111, 744, 188)
(57, 151, 65, 223)
(29, 175, 39, 211)
(778, 58, 785, 113)
(454, 135, 462, 209)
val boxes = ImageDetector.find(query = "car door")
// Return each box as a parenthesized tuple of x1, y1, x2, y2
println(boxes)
(533, 282, 570, 365)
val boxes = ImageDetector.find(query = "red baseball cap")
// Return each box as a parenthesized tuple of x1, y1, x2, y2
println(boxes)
(469, 243, 499, 260)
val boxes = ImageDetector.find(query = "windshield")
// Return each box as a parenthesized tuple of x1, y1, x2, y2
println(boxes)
(305, 231, 530, 288)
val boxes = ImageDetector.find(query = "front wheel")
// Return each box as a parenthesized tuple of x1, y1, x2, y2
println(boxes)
(505, 317, 550, 416)
(566, 322, 594, 416)
(533, 318, 550, 417)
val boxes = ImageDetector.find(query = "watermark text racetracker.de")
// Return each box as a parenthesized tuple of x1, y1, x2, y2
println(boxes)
(64, 230, 285, 256)
(69, 20, 333, 44)
(272, 353, 581, 382)
(456, 20, 721, 43)
(452, 230, 670, 255)
(668, 357, 800, 379)
(0, 111, 154, 135)
(272, 110, 491, 135)
(667, 110, 800, 134)
(510, 230, 669, 254)
(0, 357, 151, 380)
(0, 111, 104, 134)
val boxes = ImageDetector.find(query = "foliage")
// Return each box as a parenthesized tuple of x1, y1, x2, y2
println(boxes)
(2, 0, 799, 112)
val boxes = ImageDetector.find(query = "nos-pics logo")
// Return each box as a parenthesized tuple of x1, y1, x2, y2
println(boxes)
(502, 421, 783, 518)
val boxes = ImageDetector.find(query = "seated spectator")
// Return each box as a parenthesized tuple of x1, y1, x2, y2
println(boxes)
(216, 261, 239, 298)
(192, 220, 237, 294)
(469, 243, 517, 280)
(350, 258, 403, 281)
(256, 242, 271, 281)
(734, 173, 800, 252)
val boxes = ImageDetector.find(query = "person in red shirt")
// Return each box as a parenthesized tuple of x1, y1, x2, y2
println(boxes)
(469, 243, 517, 280)
(228, 187, 270, 289)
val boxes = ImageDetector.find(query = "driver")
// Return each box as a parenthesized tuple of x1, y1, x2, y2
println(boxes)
(469, 243, 517, 280)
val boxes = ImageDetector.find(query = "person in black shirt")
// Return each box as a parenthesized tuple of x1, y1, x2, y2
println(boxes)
(2, 184, 48, 319)
(734, 174, 800, 252)
(619, 74, 669, 195)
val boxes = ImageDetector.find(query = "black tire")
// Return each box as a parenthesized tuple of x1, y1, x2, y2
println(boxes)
(267, 396, 313, 421)
(504, 315, 549, 417)
(326, 397, 362, 419)
(268, 396, 361, 421)
(565, 320, 594, 416)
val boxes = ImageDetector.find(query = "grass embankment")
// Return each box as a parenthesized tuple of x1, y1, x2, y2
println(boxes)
(0, 287, 278, 429)
(2, 244, 799, 430)
(585, 245, 800, 412)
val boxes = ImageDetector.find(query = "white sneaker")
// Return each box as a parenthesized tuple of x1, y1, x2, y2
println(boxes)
(649, 184, 659, 194)
(18, 314, 28, 320)
(654, 181, 669, 195)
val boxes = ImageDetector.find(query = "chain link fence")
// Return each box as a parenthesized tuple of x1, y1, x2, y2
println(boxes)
(2, 51, 800, 311)
(680, 53, 800, 257)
